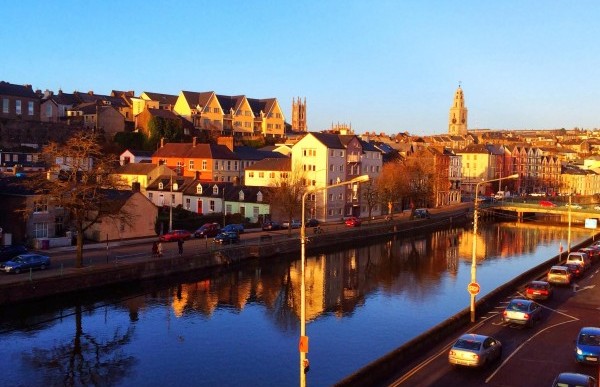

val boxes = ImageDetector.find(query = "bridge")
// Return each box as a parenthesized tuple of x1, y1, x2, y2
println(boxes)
(483, 200, 600, 222)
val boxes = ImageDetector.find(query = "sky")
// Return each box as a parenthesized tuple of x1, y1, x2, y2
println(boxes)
(2, 1, 600, 136)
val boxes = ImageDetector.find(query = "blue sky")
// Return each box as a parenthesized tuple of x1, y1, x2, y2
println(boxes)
(2, 1, 599, 136)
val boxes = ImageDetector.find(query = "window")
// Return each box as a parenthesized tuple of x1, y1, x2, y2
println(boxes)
(202, 160, 207, 170)
(28, 101, 34, 115)
(15, 100, 21, 115)
(339, 151, 344, 157)
(213, 186, 218, 195)
(257, 192, 263, 202)
(2, 98, 7, 113)
(55, 216, 64, 236)
(259, 172, 264, 178)
(33, 199, 48, 213)
(328, 193, 333, 200)
(196, 185, 202, 194)
(46, 103, 52, 117)
(239, 191, 245, 200)
(171, 194, 175, 204)
(253, 206, 259, 219)
(226, 204, 232, 214)
(269, 172, 275, 178)
(159, 182, 164, 190)
(189, 160, 194, 170)
(148, 192, 153, 200)
(33, 222, 48, 238)
(185, 198, 191, 210)
(213, 107, 220, 113)
(330, 149, 334, 157)
(209, 200, 215, 211)
(249, 171, 254, 178)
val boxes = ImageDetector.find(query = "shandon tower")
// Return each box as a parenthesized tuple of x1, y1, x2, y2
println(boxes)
(292, 97, 307, 132)
(448, 85, 468, 136)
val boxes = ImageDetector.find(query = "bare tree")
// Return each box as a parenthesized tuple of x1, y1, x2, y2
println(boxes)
(30, 131, 130, 267)
(375, 161, 404, 218)
(267, 165, 306, 236)
(362, 180, 379, 222)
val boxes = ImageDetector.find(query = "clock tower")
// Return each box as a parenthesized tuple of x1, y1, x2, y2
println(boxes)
(448, 85, 468, 136)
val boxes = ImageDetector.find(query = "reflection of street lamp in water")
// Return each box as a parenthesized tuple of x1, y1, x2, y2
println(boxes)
(299, 174, 369, 387)
(470, 173, 518, 323)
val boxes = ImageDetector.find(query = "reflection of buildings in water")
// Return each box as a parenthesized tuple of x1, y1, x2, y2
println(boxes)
(169, 280, 219, 318)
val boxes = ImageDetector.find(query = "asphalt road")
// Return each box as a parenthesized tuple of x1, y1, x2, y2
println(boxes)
(388, 257, 600, 386)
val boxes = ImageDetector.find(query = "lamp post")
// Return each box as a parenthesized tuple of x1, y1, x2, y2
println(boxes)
(299, 174, 369, 387)
(470, 173, 518, 323)
(169, 174, 173, 232)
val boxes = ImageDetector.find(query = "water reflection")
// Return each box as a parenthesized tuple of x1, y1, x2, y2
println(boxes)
(0, 220, 591, 386)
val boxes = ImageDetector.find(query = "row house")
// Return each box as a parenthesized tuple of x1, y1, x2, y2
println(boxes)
(113, 163, 175, 192)
(560, 164, 600, 196)
(245, 158, 291, 187)
(40, 90, 79, 122)
(508, 145, 561, 195)
(151, 138, 241, 182)
(0, 81, 40, 121)
(0, 147, 45, 172)
(173, 90, 285, 138)
(40, 89, 134, 124)
(456, 144, 498, 196)
(131, 91, 178, 118)
(66, 101, 125, 137)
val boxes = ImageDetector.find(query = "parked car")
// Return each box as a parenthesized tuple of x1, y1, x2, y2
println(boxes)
(345, 217, 362, 227)
(0, 245, 28, 262)
(222, 224, 244, 234)
(547, 265, 572, 285)
(565, 263, 584, 279)
(282, 220, 301, 229)
(306, 218, 320, 227)
(524, 280, 553, 300)
(214, 231, 240, 244)
(262, 221, 281, 231)
(540, 200, 557, 207)
(552, 373, 597, 387)
(159, 230, 192, 242)
(414, 208, 431, 219)
(575, 327, 600, 365)
(595, 205, 600, 211)
(565, 203, 583, 210)
(502, 298, 542, 327)
(448, 333, 502, 367)
(1, 254, 51, 274)
(530, 192, 547, 197)
(580, 247, 600, 263)
(194, 223, 221, 238)
(566, 251, 591, 271)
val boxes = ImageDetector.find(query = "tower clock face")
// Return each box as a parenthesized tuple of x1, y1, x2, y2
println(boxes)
(452, 118, 457, 124)
(461, 119, 465, 123)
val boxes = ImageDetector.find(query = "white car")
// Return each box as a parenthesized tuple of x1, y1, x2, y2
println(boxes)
(594, 206, 600, 211)
(282, 220, 301, 229)
(565, 204, 583, 210)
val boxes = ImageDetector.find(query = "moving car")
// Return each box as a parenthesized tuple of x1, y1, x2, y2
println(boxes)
(448, 333, 502, 367)
(222, 224, 245, 234)
(552, 373, 597, 387)
(579, 247, 600, 263)
(345, 217, 362, 227)
(261, 221, 281, 231)
(566, 252, 591, 271)
(214, 231, 240, 244)
(565, 203, 583, 210)
(0, 245, 28, 262)
(282, 220, 301, 229)
(306, 218, 320, 227)
(524, 281, 553, 300)
(565, 263, 584, 279)
(194, 223, 221, 238)
(502, 298, 542, 327)
(159, 230, 192, 242)
(414, 208, 431, 219)
(540, 200, 557, 207)
(1, 254, 51, 274)
(547, 265, 572, 285)
(575, 327, 600, 365)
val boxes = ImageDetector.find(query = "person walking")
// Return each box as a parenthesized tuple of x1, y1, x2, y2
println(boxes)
(178, 239, 184, 255)
(157, 241, 163, 258)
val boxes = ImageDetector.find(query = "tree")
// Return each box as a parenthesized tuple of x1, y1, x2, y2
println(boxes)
(267, 165, 306, 236)
(362, 180, 379, 222)
(32, 131, 131, 268)
(375, 161, 404, 218)
(146, 116, 184, 149)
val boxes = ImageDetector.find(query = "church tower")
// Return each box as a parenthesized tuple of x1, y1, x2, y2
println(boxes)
(292, 97, 307, 132)
(448, 86, 468, 136)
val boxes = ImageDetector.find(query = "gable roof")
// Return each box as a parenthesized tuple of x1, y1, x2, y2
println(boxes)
(142, 92, 179, 106)
(245, 158, 291, 171)
(309, 132, 345, 149)
(153, 142, 239, 160)
(180, 91, 214, 109)
(115, 163, 158, 175)
(0, 81, 38, 98)
(234, 146, 287, 161)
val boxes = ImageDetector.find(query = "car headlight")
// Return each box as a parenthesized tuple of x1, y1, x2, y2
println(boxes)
(576, 347, 583, 355)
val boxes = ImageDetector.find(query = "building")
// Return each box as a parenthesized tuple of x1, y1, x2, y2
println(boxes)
(291, 97, 307, 132)
(0, 81, 40, 122)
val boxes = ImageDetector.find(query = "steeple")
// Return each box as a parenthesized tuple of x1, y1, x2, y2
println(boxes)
(448, 85, 468, 136)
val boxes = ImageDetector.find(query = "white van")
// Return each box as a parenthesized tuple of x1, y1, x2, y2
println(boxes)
(566, 252, 591, 271)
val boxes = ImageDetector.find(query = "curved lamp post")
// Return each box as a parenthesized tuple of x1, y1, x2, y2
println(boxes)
(299, 174, 369, 387)
(470, 173, 518, 322)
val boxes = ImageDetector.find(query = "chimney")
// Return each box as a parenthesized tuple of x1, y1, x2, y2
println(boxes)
(132, 182, 141, 192)
(160, 137, 165, 148)
(217, 136, 234, 151)
(192, 136, 197, 147)
(195, 170, 200, 180)
(88, 90, 94, 95)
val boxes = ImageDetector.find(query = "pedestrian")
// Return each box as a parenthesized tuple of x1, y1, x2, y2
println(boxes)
(152, 241, 158, 257)
(178, 239, 184, 255)
(157, 241, 163, 257)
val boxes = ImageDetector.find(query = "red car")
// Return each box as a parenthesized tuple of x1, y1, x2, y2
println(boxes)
(525, 280, 553, 300)
(539, 200, 556, 207)
(345, 217, 362, 227)
(160, 230, 192, 242)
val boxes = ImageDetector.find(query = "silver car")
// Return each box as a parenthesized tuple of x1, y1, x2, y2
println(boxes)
(448, 333, 502, 367)
(503, 298, 542, 327)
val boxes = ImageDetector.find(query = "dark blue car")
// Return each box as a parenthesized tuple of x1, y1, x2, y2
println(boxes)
(576, 327, 600, 364)
(214, 231, 240, 244)
(1, 254, 51, 274)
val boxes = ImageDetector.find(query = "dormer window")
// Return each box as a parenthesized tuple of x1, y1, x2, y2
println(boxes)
(213, 185, 218, 195)
(257, 192, 263, 202)
(196, 184, 202, 194)
(239, 191, 244, 201)
(158, 182, 164, 190)
(173, 182, 178, 191)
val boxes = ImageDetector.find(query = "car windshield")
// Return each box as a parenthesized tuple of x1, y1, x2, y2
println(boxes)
(550, 269, 566, 274)
(579, 333, 600, 346)
(507, 301, 529, 312)
(12, 256, 25, 263)
(454, 339, 481, 351)
(529, 283, 546, 290)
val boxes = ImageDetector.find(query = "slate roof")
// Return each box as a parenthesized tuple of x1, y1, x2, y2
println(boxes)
(46, 90, 79, 106)
(180, 91, 214, 108)
(216, 95, 245, 114)
(115, 163, 157, 175)
(247, 98, 276, 115)
(146, 175, 196, 191)
(310, 132, 345, 149)
(245, 158, 291, 171)
(153, 142, 239, 160)
(0, 81, 38, 98)
(234, 146, 287, 161)
(147, 108, 181, 120)
(182, 181, 233, 197)
(126, 149, 154, 157)
(142, 92, 179, 106)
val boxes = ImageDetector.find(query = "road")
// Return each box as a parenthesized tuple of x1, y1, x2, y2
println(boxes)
(388, 257, 600, 386)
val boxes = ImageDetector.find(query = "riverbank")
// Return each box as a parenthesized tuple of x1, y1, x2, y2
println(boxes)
(0, 205, 472, 306)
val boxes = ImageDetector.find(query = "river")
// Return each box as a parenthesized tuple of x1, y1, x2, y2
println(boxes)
(0, 219, 591, 386)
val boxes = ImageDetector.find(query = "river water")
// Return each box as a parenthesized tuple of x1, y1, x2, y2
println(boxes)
(0, 220, 591, 387)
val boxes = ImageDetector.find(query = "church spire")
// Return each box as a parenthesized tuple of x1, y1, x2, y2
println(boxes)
(448, 85, 468, 136)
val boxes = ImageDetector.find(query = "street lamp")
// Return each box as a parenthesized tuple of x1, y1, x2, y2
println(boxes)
(299, 174, 369, 387)
(470, 173, 518, 323)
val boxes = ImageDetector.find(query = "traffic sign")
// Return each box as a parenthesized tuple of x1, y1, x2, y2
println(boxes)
(467, 282, 480, 295)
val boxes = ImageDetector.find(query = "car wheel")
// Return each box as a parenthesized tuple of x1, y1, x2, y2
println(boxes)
(14, 268, 20, 274)
(40, 264, 46, 270)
